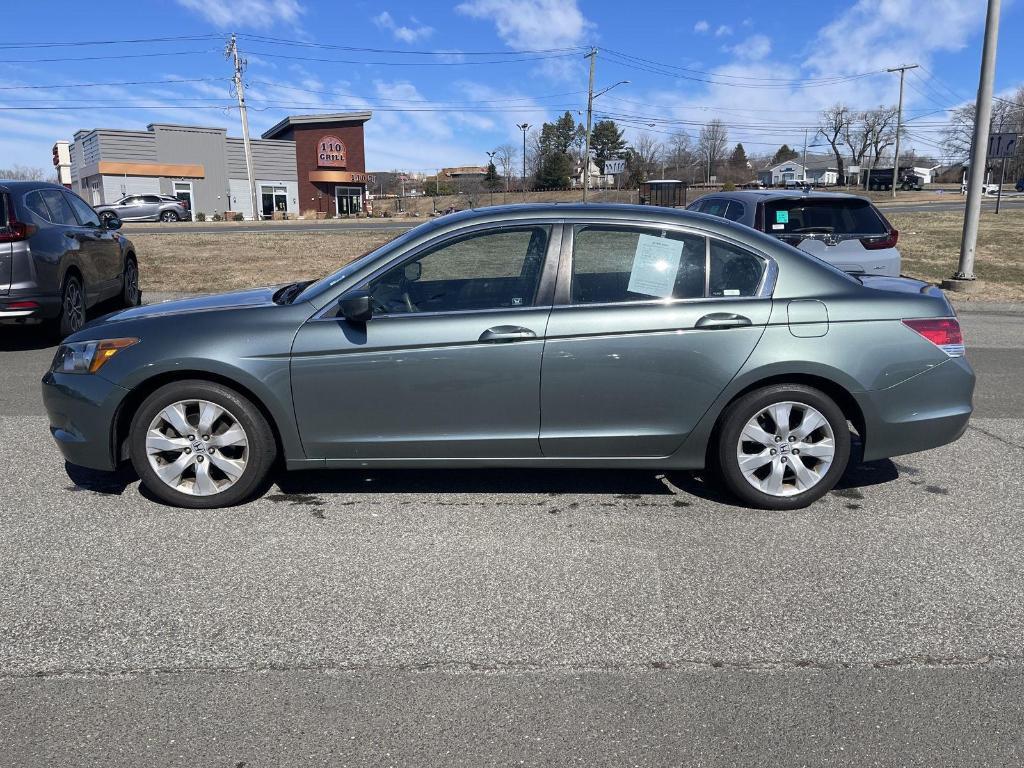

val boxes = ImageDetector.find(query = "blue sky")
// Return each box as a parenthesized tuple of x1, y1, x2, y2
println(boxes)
(1, 0, 1021, 173)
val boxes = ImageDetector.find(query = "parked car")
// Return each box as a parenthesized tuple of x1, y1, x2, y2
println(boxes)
(865, 168, 924, 191)
(95, 194, 191, 223)
(1, 180, 140, 337)
(1015, 178, 1024, 193)
(688, 190, 901, 276)
(42, 204, 973, 511)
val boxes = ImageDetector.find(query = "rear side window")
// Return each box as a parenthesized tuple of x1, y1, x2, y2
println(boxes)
(24, 192, 51, 222)
(142, 195, 162, 203)
(35, 189, 79, 226)
(709, 240, 765, 297)
(723, 201, 745, 222)
(571, 225, 706, 304)
(700, 198, 729, 218)
(764, 198, 887, 235)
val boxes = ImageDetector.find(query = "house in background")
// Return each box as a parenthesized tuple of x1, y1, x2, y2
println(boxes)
(758, 156, 839, 187)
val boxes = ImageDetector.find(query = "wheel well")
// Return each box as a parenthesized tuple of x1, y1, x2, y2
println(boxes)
(62, 264, 83, 288)
(112, 370, 285, 464)
(707, 373, 866, 464)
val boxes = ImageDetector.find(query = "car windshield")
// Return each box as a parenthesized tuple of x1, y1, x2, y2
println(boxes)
(764, 198, 888, 236)
(294, 222, 438, 304)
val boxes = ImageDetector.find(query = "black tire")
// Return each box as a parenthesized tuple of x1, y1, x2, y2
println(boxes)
(121, 255, 141, 308)
(129, 380, 277, 508)
(159, 211, 179, 222)
(714, 384, 851, 510)
(57, 273, 86, 339)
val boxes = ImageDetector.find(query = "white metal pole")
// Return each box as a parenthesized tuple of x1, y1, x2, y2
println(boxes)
(228, 34, 259, 222)
(582, 48, 596, 202)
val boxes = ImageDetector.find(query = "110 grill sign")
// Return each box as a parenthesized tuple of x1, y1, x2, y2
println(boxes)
(318, 136, 346, 167)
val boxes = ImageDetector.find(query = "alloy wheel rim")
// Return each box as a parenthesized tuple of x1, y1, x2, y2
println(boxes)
(736, 401, 836, 497)
(64, 281, 84, 331)
(125, 262, 139, 304)
(146, 399, 249, 496)
(161, 212, 175, 221)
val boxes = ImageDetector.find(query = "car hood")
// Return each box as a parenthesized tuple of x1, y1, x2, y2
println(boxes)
(87, 286, 282, 327)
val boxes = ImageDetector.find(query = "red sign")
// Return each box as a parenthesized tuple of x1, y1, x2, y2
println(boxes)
(318, 135, 346, 168)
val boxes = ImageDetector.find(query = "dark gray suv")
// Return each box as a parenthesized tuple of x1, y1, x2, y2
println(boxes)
(1, 180, 141, 337)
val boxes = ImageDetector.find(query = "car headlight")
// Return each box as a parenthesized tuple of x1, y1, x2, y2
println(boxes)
(51, 338, 139, 374)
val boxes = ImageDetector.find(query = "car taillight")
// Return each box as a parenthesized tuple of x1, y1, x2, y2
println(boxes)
(0, 221, 35, 243)
(861, 229, 899, 250)
(902, 317, 964, 357)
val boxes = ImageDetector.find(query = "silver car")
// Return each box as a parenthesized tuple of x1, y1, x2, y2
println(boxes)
(95, 194, 190, 223)
(689, 190, 901, 276)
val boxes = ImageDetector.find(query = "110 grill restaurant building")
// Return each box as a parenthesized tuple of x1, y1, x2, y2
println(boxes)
(60, 111, 374, 220)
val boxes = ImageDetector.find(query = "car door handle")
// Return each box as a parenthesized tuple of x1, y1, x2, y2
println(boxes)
(64, 231, 79, 239)
(695, 312, 752, 329)
(479, 325, 537, 343)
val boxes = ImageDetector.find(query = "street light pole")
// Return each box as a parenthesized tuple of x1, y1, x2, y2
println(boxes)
(486, 150, 497, 207)
(887, 63, 918, 199)
(517, 123, 530, 193)
(951, 0, 1001, 285)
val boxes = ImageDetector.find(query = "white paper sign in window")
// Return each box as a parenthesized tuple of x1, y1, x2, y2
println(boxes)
(627, 234, 683, 298)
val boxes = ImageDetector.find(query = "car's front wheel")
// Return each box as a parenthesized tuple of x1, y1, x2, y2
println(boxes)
(159, 210, 179, 222)
(714, 384, 851, 510)
(129, 380, 277, 508)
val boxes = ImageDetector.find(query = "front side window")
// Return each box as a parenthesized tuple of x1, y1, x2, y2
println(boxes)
(63, 191, 101, 227)
(709, 240, 765, 297)
(37, 189, 78, 226)
(122, 196, 143, 206)
(367, 226, 551, 315)
(571, 225, 706, 304)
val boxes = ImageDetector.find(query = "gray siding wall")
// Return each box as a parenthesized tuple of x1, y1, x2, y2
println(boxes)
(97, 131, 157, 162)
(226, 137, 297, 180)
(152, 125, 230, 216)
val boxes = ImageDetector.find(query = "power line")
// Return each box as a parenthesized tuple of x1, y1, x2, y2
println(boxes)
(0, 49, 219, 63)
(238, 34, 586, 56)
(0, 77, 229, 91)
(0, 34, 223, 49)
(240, 49, 579, 66)
(246, 79, 586, 105)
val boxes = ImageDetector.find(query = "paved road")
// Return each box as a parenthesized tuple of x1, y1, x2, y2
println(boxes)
(1, 299, 1022, 766)
(124, 198, 1024, 235)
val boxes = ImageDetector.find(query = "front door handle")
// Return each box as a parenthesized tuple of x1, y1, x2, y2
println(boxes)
(479, 325, 537, 343)
(695, 312, 752, 329)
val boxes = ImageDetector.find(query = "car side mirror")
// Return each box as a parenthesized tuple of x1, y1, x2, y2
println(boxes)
(338, 290, 373, 323)
(102, 214, 122, 230)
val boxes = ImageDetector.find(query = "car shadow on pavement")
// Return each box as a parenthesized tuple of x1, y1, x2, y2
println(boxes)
(64, 462, 138, 496)
(0, 325, 56, 352)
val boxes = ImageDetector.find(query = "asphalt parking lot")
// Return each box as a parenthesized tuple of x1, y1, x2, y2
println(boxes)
(1, 297, 1023, 766)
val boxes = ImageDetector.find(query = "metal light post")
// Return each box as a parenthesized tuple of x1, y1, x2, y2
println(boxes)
(486, 150, 497, 207)
(517, 123, 531, 193)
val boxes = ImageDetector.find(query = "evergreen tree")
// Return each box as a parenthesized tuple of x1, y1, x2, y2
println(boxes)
(729, 142, 748, 169)
(590, 119, 627, 171)
(484, 161, 501, 190)
(770, 144, 799, 166)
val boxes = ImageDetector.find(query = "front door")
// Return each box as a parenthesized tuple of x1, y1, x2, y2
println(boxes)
(62, 190, 122, 291)
(540, 223, 772, 457)
(335, 186, 362, 216)
(291, 224, 557, 460)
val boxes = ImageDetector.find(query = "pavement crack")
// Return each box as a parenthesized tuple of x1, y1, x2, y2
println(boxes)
(967, 424, 1024, 451)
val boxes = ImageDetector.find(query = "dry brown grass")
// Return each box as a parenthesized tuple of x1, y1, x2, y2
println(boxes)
(130, 210, 1024, 302)
(888, 210, 1024, 302)
(132, 230, 400, 292)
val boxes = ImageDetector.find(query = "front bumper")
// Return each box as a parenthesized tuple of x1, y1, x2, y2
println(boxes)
(41, 370, 128, 471)
(856, 354, 975, 462)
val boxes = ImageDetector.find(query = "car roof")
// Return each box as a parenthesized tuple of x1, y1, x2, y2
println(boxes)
(0, 180, 67, 194)
(694, 189, 871, 204)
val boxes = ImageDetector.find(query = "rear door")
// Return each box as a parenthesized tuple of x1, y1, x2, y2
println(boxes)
(34, 188, 104, 291)
(540, 222, 772, 458)
(291, 222, 559, 460)
(763, 197, 898, 275)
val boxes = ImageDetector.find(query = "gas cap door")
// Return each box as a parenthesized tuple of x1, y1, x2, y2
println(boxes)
(788, 299, 829, 338)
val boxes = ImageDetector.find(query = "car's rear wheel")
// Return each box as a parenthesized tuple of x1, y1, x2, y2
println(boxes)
(58, 274, 85, 338)
(129, 380, 276, 508)
(121, 256, 141, 307)
(714, 384, 850, 510)
(159, 211, 179, 222)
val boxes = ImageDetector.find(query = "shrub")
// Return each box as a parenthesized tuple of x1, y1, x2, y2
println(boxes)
(722, 182, 736, 191)
(212, 213, 223, 222)
(195, 212, 206, 222)
(233, 212, 244, 221)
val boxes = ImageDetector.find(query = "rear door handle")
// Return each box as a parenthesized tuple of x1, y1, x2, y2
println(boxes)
(695, 312, 752, 329)
(479, 325, 537, 343)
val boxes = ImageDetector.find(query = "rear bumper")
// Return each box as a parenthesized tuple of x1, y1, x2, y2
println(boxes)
(41, 370, 127, 471)
(856, 354, 975, 462)
(0, 292, 61, 323)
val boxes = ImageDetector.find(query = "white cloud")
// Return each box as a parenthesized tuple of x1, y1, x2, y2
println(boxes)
(693, 20, 710, 34)
(715, 25, 733, 37)
(174, 0, 304, 29)
(456, 0, 593, 78)
(726, 34, 772, 61)
(373, 10, 434, 43)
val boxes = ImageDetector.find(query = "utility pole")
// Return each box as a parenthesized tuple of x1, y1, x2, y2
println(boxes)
(582, 47, 597, 202)
(887, 63, 918, 199)
(517, 123, 530, 192)
(226, 34, 259, 221)
(949, 0, 1001, 286)
(801, 128, 809, 184)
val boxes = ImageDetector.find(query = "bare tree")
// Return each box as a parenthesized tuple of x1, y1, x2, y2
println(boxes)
(818, 104, 850, 184)
(697, 120, 729, 182)
(943, 86, 1024, 180)
(493, 142, 517, 192)
(625, 134, 663, 187)
(0, 165, 49, 181)
(663, 131, 694, 178)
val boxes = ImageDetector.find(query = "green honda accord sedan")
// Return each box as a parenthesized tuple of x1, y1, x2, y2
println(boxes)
(42, 204, 973, 510)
